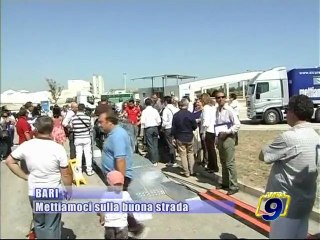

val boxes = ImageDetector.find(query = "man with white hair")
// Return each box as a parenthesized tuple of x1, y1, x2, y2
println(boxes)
(171, 98, 198, 177)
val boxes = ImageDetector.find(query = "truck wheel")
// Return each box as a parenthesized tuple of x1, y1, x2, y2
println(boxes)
(315, 108, 320, 123)
(263, 109, 280, 124)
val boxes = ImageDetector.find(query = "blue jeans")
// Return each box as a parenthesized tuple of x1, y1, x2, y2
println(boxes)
(29, 196, 62, 239)
(145, 127, 159, 164)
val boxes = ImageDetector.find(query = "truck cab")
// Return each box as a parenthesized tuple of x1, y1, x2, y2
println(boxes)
(247, 67, 320, 124)
(76, 91, 97, 112)
(246, 67, 289, 124)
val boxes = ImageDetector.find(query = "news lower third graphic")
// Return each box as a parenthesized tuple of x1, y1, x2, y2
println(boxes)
(32, 188, 236, 214)
(255, 192, 291, 221)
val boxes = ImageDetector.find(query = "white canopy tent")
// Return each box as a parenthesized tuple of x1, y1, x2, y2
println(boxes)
(0, 90, 51, 111)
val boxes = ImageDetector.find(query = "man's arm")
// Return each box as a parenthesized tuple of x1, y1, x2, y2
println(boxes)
(156, 111, 161, 126)
(6, 144, 28, 180)
(115, 158, 126, 177)
(21, 121, 32, 140)
(6, 155, 29, 180)
(113, 134, 128, 177)
(140, 110, 146, 128)
(162, 109, 169, 128)
(259, 133, 300, 164)
(227, 108, 241, 134)
(62, 112, 71, 127)
(191, 115, 198, 131)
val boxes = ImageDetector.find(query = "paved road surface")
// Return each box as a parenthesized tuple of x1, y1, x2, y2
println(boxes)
(1, 161, 266, 239)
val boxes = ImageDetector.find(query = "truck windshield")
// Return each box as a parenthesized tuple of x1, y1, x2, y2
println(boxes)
(87, 96, 94, 105)
(248, 84, 255, 95)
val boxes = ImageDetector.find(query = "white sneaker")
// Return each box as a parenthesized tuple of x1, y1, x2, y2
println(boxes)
(153, 163, 158, 167)
(172, 163, 178, 167)
(86, 170, 95, 176)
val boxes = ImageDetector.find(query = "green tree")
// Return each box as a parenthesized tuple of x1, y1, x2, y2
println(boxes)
(46, 79, 63, 104)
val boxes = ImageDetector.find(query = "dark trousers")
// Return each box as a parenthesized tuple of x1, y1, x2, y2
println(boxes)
(29, 196, 62, 239)
(205, 132, 218, 172)
(105, 227, 128, 239)
(69, 133, 76, 159)
(163, 128, 176, 164)
(200, 133, 207, 164)
(0, 137, 11, 159)
(144, 127, 159, 164)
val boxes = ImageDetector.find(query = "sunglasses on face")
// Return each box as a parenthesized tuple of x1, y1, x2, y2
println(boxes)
(216, 96, 226, 99)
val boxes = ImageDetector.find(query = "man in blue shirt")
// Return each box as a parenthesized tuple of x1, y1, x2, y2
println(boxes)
(98, 110, 146, 237)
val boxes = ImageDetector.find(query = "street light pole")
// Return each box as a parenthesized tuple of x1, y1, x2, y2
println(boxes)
(123, 73, 127, 92)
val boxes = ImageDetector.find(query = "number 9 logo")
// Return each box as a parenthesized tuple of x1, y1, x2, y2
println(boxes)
(261, 198, 283, 221)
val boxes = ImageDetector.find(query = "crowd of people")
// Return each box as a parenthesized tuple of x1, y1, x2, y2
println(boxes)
(2, 92, 319, 239)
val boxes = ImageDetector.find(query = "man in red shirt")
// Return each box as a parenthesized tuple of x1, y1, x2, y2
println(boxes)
(16, 107, 33, 145)
(15, 107, 33, 173)
(125, 99, 141, 152)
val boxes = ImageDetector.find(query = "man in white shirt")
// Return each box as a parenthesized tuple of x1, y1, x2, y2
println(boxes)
(215, 91, 241, 195)
(161, 96, 179, 167)
(5, 116, 73, 239)
(200, 93, 218, 173)
(259, 95, 319, 239)
(140, 98, 161, 166)
(183, 96, 194, 113)
(71, 103, 94, 176)
(62, 102, 78, 159)
(229, 93, 241, 145)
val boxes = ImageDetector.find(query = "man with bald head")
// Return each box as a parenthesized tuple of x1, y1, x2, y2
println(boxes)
(62, 102, 78, 159)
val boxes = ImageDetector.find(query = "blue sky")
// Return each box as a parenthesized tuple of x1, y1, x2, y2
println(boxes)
(1, 0, 319, 92)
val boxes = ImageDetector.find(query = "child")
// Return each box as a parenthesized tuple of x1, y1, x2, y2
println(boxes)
(99, 171, 132, 239)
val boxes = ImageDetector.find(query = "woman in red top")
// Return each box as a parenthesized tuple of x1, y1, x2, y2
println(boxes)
(16, 107, 33, 145)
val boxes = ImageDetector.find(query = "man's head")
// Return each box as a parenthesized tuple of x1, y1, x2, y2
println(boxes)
(287, 95, 314, 127)
(145, 98, 153, 107)
(183, 96, 190, 102)
(18, 107, 28, 118)
(33, 116, 54, 135)
(25, 102, 34, 112)
(101, 96, 108, 104)
(78, 103, 85, 112)
(211, 90, 219, 98)
(128, 99, 135, 108)
(70, 102, 78, 113)
(179, 98, 189, 110)
(215, 91, 226, 107)
(230, 93, 237, 101)
(163, 96, 172, 106)
(98, 109, 119, 133)
(151, 94, 158, 103)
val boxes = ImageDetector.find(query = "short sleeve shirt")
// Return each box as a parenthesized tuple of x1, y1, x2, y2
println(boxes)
(16, 116, 32, 144)
(101, 126, 133, 179)
(10, 138, 69, 196)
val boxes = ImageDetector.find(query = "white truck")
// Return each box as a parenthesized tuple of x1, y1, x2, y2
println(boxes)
(76, 91, 97, 111)
(246, 66, 320, 124)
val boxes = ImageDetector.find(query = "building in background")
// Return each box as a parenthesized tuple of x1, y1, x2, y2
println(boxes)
(92, 75, 105, 98)
(67, 80, 91, 92)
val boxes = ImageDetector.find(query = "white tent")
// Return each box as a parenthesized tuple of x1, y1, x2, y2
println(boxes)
(1, 90, 51, 111)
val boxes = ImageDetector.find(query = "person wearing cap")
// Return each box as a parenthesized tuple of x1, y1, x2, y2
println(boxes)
(98, 109, 147, 237)
(98, 170, 132, 239)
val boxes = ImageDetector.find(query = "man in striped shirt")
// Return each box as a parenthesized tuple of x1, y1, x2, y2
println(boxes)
(71, 103, 94, 176)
